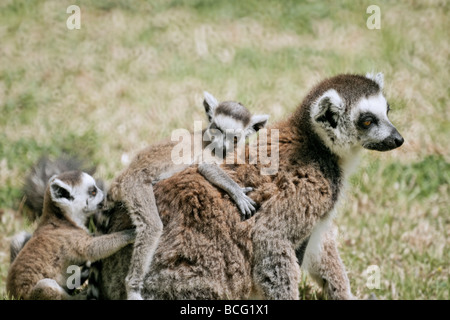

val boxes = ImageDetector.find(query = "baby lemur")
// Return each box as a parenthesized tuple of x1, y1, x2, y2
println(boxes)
(22, 155, 103, 221)
(6, 171, 135, 300)
(93, 92, 269, 299)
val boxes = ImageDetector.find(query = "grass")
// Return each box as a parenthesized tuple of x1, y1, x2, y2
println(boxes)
(0, 0, 448, 300)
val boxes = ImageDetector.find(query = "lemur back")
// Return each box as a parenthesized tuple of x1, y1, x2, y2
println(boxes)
(88, 92, 269, 300)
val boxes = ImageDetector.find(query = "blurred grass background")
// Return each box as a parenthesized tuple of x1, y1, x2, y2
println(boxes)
(0, 0, 448, 299)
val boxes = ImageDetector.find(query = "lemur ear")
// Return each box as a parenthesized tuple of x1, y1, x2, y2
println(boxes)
(365, 72, 384, 89)
(50, 178, 74, 202)
(203, 91, 219, 122)
(312, 89, 344, 129)
(245, 114, 270, 136)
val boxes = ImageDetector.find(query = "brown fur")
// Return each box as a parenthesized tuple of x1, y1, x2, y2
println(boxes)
(140, 122, 339, 299)
(99, 74, 397, 300)
(6, 173, 135, 300)
(97, 98, 267, 299)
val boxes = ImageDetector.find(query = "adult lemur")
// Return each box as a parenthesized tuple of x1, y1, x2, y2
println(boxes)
(95, 73, 403, 299)
(90, 92, 269, 299)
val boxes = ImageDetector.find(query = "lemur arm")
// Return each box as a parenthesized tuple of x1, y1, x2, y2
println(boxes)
(80, 229, 136, 262)
(198, 163, 256, 219)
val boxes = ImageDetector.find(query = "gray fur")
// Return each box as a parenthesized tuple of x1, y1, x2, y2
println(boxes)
(198, 163, 256, 219)
(10, 231, 32, 263)
(215, 101, 251, 126)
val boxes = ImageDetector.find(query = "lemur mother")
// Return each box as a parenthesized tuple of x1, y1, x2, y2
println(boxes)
(102, 73, 404, 300)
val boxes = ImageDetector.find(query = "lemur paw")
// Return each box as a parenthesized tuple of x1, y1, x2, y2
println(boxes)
(236, 187, 257, 220)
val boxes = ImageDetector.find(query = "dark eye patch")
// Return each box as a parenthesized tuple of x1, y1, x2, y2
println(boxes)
(358, 112, 378, 129)
(88, 186, 97, 197)
(209, 122, 223, 133)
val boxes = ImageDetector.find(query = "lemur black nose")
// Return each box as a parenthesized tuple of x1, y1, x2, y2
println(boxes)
(390, 128, 404, 148)
(394, 135, 404, 147)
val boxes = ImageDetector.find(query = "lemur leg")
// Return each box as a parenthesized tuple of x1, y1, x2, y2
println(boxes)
(252, 237, 301, 300)
(301, 223, 354, 300)
(115, 170, 164, 300)
(251, 179, 332, 300)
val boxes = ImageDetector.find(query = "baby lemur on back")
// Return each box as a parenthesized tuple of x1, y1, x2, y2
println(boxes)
(91, 92, 269, 299)
(6, 171, 135, 300)
(138, 73, 404, 300)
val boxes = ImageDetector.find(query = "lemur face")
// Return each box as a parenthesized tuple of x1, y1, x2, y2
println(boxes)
(203, 92, 269, 155)
(208, 105, 248, 154)
(49, 171, 104, 227)
(311, 73, 403, 156)
(76, 173, 104, 213)
(352, 93, 404, 151)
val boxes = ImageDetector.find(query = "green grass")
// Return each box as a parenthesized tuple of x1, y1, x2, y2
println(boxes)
(0, 0, 448, 300)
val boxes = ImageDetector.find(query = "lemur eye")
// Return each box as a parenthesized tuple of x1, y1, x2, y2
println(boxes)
(209, 123, 222, 133)
(363, 120, 372, 127)
(359, 115, 375, 129)
(88, 186, 97, 197)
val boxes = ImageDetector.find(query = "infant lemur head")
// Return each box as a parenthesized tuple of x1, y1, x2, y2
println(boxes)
(203, 91, 270, 153)
(45, 171, 104, 229)
(306, 72, 404, 157)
